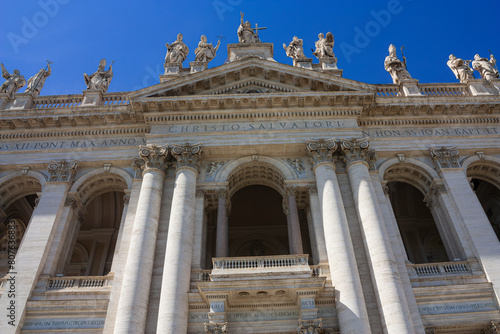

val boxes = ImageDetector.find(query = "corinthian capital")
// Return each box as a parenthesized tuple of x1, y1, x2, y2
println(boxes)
(48, 160, 78, 182)
(298, 318, 323, 334)
(171, 142, 202, 171)
(139, 145, 169, 172)
(339, 138, 376, 168)
(306, 139, 337, 167)
(430, 147, 460, 170)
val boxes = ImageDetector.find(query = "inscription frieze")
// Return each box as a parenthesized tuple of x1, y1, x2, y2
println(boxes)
(362, 127, 499, 138)
(0, 137, 147, 152)
(22, 318, 105, 330)
(418, 302, 496, 315)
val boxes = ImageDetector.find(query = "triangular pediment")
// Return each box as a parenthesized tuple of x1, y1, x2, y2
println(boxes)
(129, 58, 375, 100)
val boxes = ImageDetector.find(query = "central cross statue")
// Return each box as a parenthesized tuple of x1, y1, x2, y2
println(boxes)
(237, 12, 265, 43)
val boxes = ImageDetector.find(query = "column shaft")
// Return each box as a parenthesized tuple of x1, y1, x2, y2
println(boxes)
(314, 163, 372, 334)
(156, 167, 198, 333)
(307, 189, 328, 263)
(347, 161, 414, 333)
(114, 168, 165, 334)
(287, 194, 303, 254)
(215, 194, 228, 257)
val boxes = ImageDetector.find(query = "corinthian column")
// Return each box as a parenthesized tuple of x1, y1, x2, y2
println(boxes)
(215, 189, 229, 257)
(114, 145, 169, 334)
(157, 143, 202, 333)
(306, 139, 371, 334)
(340, 138, 414, 334)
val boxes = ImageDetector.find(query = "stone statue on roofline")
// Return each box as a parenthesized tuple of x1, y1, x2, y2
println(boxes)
(0, 63, 26, 98)
(283, 36, 307, 60)
(447, 55, 474, 83)
(237, 12, 260, 43)
(84, 59, 114, 93)
(194, 35, 221, 63)
(313, 32, 335, 59)
(165, 33, 190, 64)
(472, 53, 499, 81)
(384, 44, 413, 84)
(25, 60, 52, 97)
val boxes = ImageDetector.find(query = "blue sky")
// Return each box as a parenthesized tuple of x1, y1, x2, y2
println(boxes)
(1, 0, 499, 96)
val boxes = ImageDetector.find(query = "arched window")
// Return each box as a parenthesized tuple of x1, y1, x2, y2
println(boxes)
(387, 181, 449, 263)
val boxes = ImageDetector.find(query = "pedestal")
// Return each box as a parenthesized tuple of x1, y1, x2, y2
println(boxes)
(293, 58, 313, 69)
(7, 93, 34, 110)
(164, 62, 181, 75)
(190, 61, 208, 73)
(319, 57, 338, 70)
(81, 89, 103, 106)
(489, 78, 500, 94)
(227, 43, 276, 63)
(400, 79, 423, 97)
(467, 79, 493, 96)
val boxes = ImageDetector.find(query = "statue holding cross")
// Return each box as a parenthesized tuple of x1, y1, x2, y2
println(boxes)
(237, 12, 266, 43)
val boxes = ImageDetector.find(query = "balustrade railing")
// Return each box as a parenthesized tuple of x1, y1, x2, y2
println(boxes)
(376, 85, 401, 97)
(102, 92, 130, 106)
(420, 84, 468, 97)
(46, 275, 111, 290)
(212, 254, 309, 270)
(407, 261, 471, 277)
(33, 95, 83, 109)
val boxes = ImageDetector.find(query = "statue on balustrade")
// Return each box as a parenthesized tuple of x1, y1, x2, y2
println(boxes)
(384, 44, 413, 84)
(165, 33, 189, 64)
(472, 53, 499, 81)
(84, 59, 114, 92)
(283, 36, 307, 60)
(237, 12, 260, 43)
(194, 35, 221, 63)
(25, 61, 52, 97)
(447, 54, 474, 83)
(0, 63, 26, 98)
(313, 32, 335, 59)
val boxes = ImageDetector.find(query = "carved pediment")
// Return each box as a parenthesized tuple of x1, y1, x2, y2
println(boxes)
(129, 58, 375, 100)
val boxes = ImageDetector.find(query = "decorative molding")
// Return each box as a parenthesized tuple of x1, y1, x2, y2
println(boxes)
(21, 166, 30, 175)
(287, 158, 305, 175)
(132, 157, 145, 179)
(298, 318, 323, 334)
(306, 138, 337, 167)
(430, 147, 461, 169)
(139, 144, 169, 172)
(47, 160, 78, 182)
(481, 321, 500, 334)
(339, 137, 375, 168)
(204, 322, 228, 334)
(307, 185, 318, 195)
(171, 143, 202, 171)
(424, 327, 435, 334)
(206, 161, 225, 179)
(103, 163, 112, 172)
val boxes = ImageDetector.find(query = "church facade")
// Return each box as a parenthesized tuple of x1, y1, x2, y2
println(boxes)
(1, 31, 500, 334)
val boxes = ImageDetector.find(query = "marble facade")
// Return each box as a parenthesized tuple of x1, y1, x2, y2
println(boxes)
(1, 40, 500, 334)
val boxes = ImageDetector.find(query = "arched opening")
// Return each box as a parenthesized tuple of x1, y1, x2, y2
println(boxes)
(388, 181, 449, 263)
(65, 191, 124, 276)
(471, 178, 500, 242)
(228, 185, 289, 257)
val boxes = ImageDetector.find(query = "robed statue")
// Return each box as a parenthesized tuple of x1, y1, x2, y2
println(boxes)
(447, 54, 474, 83)
(194, 35, 221, 63)
(283, 36, 307, 60)
(384, 44, 412, 84)
(0, 63, 26, 98)
(237, 12, 260, 43)
(84, 59, 114, 92)
(25, 61, 52, 96)
(472, 53, 499, 81)
(313, 32, 335, 59)
(165, 33, 189, 64)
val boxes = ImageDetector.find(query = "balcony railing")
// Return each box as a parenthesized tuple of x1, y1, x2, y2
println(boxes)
(407, 261, 471, 277)
(212, 254, 309, 270)
(376, 83, 470, 98)
(45, 275, 112, 290)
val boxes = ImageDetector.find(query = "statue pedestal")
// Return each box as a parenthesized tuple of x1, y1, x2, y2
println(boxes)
(293, 58, 313, 69)
(467, 79, 492, 96)
(227, 43, 275, 63)
(8, 93, 34, 110)
(0, 93, 14, 110)
(400, 79, 423, 97)
(190, 61, 208, 74)
(160, 63, 182, 82)
(81, 89, 103, 106)
(489, 78, 500, 95)
(319, 57, 338, 70)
